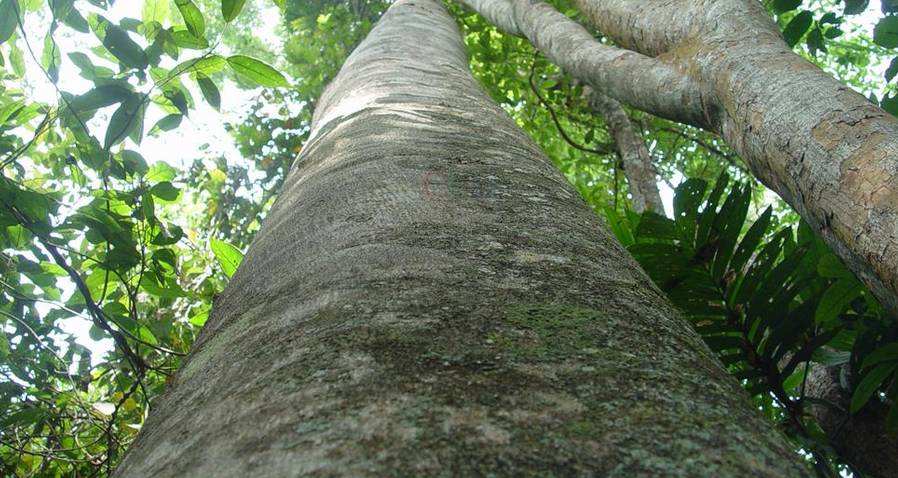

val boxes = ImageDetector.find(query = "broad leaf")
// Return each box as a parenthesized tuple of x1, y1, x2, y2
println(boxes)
(227, 55, 288, 87)
(210, 238, 243, 277)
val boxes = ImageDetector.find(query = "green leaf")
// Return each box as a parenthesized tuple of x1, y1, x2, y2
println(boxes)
(92, 16, 149, 69)
(783, 10, 813, 47)
(850, 362, 897, 413)
(881, 93, 898, 117)
(42, 34, 61, 83)
(146, 162, 176, 183)
(0, 0, 20, 45)
(874, 16, 898, 48)
(886, 57, 898, 82)
(673, 178, 707, 243)
(149, 113, 183, 135)
(174, 0, 205, 38)
(210, 238, 243, 277)
(815, 277, 862, 325)
(710, 184, 751, 280)
(104, 96, 144, 149)
(844, 0, 869, 14)
(730, 206, 772, 275)
(174, 54, 225, 76)
(773, 0, 801, 13)
(861, 343, 898, 370)
(142, 0, 170, 26)
(635, 212, 677, 242)
(70, 83, 133, 112)
(150, 181, 179, 200)
(171, 28, 209, 49)
(197, 75, 221, 110)
(222, 0, 247, 22)
(227, 55, 288, 87)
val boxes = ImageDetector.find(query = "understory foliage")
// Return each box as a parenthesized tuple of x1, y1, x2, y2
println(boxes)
(610, 173, 898, 476)
(0, 0, 897, 476)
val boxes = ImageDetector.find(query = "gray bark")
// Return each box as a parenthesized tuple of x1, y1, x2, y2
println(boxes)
(586, 88, 664, 214)
(114, 1, 810, 476)
(463, 0, 898, 324)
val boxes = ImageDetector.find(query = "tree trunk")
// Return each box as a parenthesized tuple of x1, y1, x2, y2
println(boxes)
(114, 1, 809, 475)
(801, 361, 898, 477)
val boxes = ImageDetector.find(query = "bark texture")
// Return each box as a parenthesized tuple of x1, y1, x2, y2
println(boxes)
(115, 1, 810, 476)
(572, 0, 898, 322)
(586, 88, 664, 214)
(464, 0, 898, 324)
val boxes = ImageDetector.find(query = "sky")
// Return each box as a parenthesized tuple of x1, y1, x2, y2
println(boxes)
(12, 0, 890, 366)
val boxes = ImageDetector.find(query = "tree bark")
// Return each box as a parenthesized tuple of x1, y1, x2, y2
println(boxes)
(464, 0, 898, 322)
(114, 1, 810, 475)
(586, 88, 664, 214)
(801, 362, 898, 477)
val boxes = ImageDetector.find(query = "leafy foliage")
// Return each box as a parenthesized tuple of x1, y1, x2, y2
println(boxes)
(610, 173, 898, 476)
(0, 0, 286, 475)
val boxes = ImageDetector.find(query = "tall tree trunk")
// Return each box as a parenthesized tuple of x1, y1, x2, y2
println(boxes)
(463, 0, 898, 321)
(586, 88, 664, 214)
(114, 1, 809, 475)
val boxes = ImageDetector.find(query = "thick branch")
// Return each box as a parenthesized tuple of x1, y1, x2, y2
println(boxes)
(459, 0, 708, 128)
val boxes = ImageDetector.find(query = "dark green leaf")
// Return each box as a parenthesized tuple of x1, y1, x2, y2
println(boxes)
(887, 57, 898, 82)
(70, 83, 132, 112)
(93, 16, 149, 69)
(850, 362, 897, 413)
(150, 113, 183, 134)
(104, 96, 143, 149)
(861, 343, 898, 370)
(773, 0, 801, 13)
(882, 93, 898, 117)
(844, 0, 869, 14)
(197, 75, 221, 110)
(730, 206, 772, 275)
(815, 277, 862, 325)
(783, 10, 813, 47)
(222, 0, 247, 22)
(636, 212, 677, 242)
(150, 181, 179, 200)
(874, 16, 898, 48)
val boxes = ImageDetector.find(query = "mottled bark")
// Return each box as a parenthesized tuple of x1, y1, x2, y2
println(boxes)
(114, 1, 809, 476)
(800, 362, 898, 477)
(586, 88, 664, 214)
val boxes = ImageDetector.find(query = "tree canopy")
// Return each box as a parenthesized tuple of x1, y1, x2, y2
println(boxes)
(1, 0, 897, 476)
